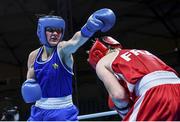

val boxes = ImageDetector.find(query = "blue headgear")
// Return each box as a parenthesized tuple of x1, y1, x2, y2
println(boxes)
(37, 15, 65, 47)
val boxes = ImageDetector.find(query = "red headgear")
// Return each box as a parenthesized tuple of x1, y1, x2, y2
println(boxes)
(88, 36, 122, 69)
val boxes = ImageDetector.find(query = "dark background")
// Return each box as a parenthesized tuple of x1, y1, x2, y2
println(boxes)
(0, 0, 179, 120)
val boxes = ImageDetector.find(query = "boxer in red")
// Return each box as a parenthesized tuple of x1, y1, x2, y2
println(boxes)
(88, 36, 180, 121)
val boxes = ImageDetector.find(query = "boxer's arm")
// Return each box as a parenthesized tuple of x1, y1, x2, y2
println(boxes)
(57, 31, 88, 55)
(26, 50, 37, 79)
(96, 52, 131, 118)
(57, 8, 116, 55)
(21, 49, 42, 103)
(96, 61, 128, 100)
(96, 52, 129, 101)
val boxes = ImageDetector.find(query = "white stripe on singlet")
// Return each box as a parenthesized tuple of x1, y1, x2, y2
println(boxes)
(135, 70, 180, 96)
(35, 95, 73, 109)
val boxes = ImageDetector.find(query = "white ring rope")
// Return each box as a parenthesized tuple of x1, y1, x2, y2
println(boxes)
(78, 110, 118, 120)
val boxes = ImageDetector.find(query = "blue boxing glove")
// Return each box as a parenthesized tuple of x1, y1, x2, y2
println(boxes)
(21, 79, 42, 103)
(81, 8, 116, 37)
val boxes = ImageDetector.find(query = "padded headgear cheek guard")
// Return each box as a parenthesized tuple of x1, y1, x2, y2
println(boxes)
(37, 16, 65, 47)
(88, 40, 109, 69)
(88, 36, 122, 69)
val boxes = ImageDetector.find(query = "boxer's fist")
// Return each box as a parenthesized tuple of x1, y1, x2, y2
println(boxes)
(21, 79, 42, 103)
(81, 8, 116, 37)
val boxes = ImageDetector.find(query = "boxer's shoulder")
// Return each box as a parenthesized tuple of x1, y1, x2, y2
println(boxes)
(29, 48, 41, 57)
(28, 48, 41, 67)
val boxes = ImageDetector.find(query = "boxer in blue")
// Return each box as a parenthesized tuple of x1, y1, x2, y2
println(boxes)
(21, 8, 116, 121)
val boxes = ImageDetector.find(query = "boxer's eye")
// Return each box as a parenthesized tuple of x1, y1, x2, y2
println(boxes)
(46, 27, 61, 33)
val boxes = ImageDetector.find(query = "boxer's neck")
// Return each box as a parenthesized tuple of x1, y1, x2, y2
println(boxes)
(42, 46, 54, 59)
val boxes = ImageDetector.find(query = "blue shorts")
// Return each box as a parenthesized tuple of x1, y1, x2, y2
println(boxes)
(28, 105, 79, 121)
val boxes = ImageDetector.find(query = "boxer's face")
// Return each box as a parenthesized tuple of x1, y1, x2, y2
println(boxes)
(45, 27, 62, 46)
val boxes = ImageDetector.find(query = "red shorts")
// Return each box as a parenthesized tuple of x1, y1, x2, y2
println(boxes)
(124, 83, 180, 121)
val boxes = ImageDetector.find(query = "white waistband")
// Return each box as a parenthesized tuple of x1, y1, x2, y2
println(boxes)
(35, 95, 73, 109)
(135, 71, 180, 96)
